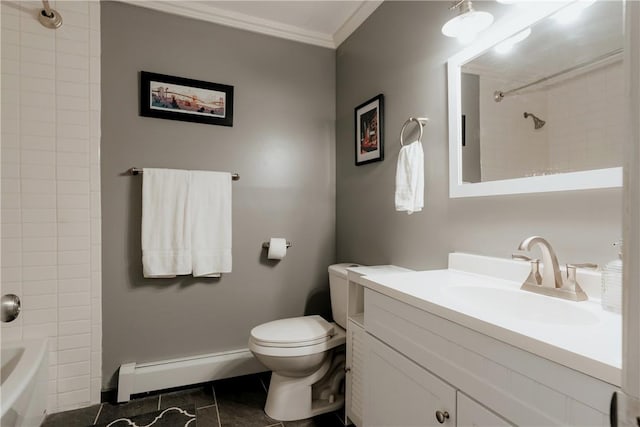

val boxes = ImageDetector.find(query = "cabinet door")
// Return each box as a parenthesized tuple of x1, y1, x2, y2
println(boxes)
(457, 392, 513, 427)
(364, 333, 456, 427)
(347, 320, 365, 426)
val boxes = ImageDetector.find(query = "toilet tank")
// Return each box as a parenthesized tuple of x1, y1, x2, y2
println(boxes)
(328, 263, 361, 329)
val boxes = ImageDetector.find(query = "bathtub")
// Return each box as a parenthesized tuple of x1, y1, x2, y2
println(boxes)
(1, 339, 48, 427)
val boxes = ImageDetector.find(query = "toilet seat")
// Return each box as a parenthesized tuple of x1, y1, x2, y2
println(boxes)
(250, 315, 335, 348)
(249, 317, 346, 358)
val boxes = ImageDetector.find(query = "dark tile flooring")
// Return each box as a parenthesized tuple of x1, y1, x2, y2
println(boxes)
(42, 373, 346, 427)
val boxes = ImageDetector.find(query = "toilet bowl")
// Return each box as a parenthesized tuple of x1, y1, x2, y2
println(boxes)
(248, 263, 360, 421)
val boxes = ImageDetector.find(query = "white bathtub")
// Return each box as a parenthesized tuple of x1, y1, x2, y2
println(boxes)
(1, 339, 48, 427)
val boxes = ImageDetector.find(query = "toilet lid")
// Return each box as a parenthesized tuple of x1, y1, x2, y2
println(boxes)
(250, 315, 334, 347)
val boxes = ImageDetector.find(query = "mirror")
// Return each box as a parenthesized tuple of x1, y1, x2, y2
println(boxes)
(448, 1, 624, 198)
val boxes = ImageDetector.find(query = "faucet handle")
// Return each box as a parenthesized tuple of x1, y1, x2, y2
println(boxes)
(566, 263, 598, 270)
(512, 253, 533, 261)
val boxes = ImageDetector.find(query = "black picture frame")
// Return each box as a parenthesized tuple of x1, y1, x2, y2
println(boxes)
(354, 94, 384, 166)
(140, 71, 234, 127)
(461, 114, 466, 147)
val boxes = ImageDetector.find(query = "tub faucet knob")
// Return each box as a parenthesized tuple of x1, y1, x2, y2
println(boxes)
(1, 294, 21, 323)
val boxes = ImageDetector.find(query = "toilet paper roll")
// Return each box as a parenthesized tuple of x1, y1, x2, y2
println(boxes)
(267, 238, 287, 260)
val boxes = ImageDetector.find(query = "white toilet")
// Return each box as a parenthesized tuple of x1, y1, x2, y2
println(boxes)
(248, 263, 360, 421)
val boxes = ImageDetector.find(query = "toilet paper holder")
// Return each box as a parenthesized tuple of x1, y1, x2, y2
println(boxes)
(262, 241, 292, 249)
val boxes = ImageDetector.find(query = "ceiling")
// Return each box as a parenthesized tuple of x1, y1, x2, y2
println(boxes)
(121, 0, 383, 49)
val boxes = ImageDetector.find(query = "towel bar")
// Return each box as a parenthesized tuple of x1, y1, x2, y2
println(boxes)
(129, 167, 240, 181)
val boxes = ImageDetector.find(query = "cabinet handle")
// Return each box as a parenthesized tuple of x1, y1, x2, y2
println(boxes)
(435, 410, 450, 424)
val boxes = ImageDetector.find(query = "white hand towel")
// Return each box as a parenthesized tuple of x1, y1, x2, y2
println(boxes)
(190, 170, 232, 277)
(141, 168, 192, 278)
(395, 140, 424, 214)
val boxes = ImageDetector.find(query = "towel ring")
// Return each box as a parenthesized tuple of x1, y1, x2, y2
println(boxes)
(400, 117, 429, 146)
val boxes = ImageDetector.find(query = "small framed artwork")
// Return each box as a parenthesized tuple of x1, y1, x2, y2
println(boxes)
(461, 114, 466, 147)
(140, 71, 234, 127)
(354, 94, 384, 166)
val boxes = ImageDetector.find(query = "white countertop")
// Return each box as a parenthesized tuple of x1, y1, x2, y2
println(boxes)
(357, 254, 622, 386)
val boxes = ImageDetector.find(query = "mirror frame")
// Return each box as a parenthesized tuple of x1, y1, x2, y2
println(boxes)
(447, 2, 623, 198)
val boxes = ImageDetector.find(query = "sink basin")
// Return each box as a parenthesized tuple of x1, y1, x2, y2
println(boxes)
(443, 285, 600, 326)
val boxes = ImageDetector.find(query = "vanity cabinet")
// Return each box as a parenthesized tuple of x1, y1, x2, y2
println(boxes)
(365, 333, 456, 426)
(363, 287, 616, 427)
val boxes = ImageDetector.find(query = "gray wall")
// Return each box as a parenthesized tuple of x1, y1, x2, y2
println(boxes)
(101, 2, 335, 389)
(461, 73, 481, 183)
(336, 2, 622, 270)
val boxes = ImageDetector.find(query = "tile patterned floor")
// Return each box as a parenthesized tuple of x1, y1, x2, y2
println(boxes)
(42, 373, 346, 427)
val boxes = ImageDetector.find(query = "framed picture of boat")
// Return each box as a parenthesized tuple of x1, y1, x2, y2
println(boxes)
(140, 71, 234, 127)
(354, 94, 384, 166)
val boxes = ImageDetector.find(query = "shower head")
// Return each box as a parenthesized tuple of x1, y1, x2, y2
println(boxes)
(524, 112, 545, 130)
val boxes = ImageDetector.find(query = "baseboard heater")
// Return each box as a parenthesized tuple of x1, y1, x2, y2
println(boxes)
(117, 348, 267, 402)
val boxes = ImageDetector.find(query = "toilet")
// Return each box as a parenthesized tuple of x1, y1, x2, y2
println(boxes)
(248, 263, 360, 421)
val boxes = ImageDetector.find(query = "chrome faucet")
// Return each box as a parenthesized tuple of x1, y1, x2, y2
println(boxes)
(515, 236, 592, 302)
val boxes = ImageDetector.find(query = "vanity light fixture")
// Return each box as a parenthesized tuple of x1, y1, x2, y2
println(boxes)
(551, 0, 596, 25)
(494, 27, 531, 54)
(441, 0, 494, 44)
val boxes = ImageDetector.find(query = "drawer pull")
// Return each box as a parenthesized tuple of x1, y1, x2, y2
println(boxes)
(435, 410, 450, 424)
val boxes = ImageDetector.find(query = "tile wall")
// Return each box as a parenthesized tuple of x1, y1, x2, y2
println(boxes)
(1, 0, 101, 413)
(479, 61, 624, 182)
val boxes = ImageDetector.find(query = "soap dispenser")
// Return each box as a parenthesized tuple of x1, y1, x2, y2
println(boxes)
(601, 241, 622, 313)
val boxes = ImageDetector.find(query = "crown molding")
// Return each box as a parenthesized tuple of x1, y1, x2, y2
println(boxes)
(334, 1, 383, 47)
(117, 0, 382, 49)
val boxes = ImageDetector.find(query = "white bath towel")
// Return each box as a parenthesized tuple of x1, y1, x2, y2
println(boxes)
(395, 140, 424, 214)
(141, 168, 192, 278)
(190, 170, 232, 277)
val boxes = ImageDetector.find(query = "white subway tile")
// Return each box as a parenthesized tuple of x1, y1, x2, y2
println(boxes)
(23, 294, 57, 310)
(57, 1, 89, 16)
(20, 62, 55, 80)
(57, 125, 90, 143)
(58, 194, 89, 209)
(2, 192, 20, 207)
(59, 306, 90, 322)
(22, 222, 57, 237)
(91, 300, 101, 326)
(1, 28, 19, 46)
(57, 81, 89, 99)
(58, 222, 90, 237)
(59, 278, 90, 294)
(59, 10, 90, 29)
(2, 209, 21, 223)
(58, 348, 90, 365)
(0, 164, 20, 179)
(21, 149, 55, 165)
(58, 236, 90, 251)
(58, 291, 90, 307)
(21, 135, 55, 151)
(91, 325, 101, 349)
(1, 223, 21, 239)
(58, 264, 90, 280)
(55, 24, 89, 42)
(90, 273, 101, 296)
(22, 179, 56, 194)
(90, 193, 100, 216)
(23, 280, 57, 296)
(20, 46, 56, 66)
(90, 245, 101, 272)
(56, 39, 89, 56)
(58, 375, 90, 394)
(58, 335, 90, 352)
(57, 166, 89, 181)
(89, 30, 100, 57)
(23, 323, 57, 339)
(21, 192, 56, 208)
(58, 180, 90, 195)
(20, 76, 55, 94)
(57, 388, 90, 409)
(57, 138, 88, 153)
(22, 308, 57, 325)
(57, 110, 89, 126)
(1, 133, 19, 149)
(1, 266, 21, 282)
(56, 95, 89, 112)
(23, 237, 57, 252)
(91, 351, 101, 378)
(2, 178, 21, 195)
(90, 167, 100, 191)
(89, 56, 100, 84)
(58, 209, 90, 223)
(23, 265, 57, 281)
(22, 208, 56, 223)
(1, 43, 19, 61)
(59, 250, 90, 265)
(21, 105, 56, 123)
(23, 251, 57, 267)
(21, 165, 56, 181)
(90, 220, 101, 244)
(56, 66, 89, 84)
(56, 52, 89, 70)
(1, 326, 23, 342)
(59, 319, 90, 336)
(1, 59, 20, 76)
(89, 83, 100, 111)
(2, 251, 21, 267)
